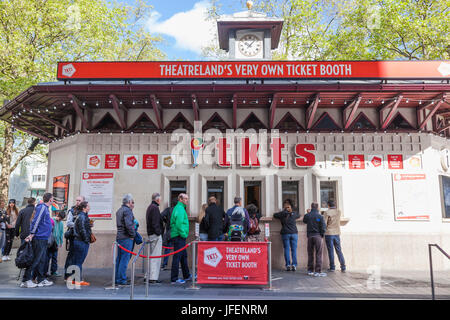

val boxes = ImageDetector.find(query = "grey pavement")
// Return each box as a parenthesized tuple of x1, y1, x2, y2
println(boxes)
(1, 249, 449, 300)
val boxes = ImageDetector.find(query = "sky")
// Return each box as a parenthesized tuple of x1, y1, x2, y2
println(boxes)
(123, 0, 247, 60)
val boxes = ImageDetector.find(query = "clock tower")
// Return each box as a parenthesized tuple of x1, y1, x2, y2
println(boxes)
(217, 1, 284, 60)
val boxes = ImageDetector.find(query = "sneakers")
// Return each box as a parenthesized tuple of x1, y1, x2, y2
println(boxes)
(51, 272, 61, 277)
(341, 269, 346, 273)
(314, 272, 327, 277)
(291, 265, 296, 272)
(37, 279, 54, 287)
(171, 279, 186, 284)
(149, 280, 162, 284)
(286, 265, 292, 271)
(307, 271, 315, 276)
(1, 256, 7, 261)
(327, 268, 335, 272)
(21, 280, 37, 288)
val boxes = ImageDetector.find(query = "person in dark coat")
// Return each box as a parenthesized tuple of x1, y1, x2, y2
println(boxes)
(274, 199, 301, 271)
(161, 198, 177, 269)
(246, 204, 261, 242)
(303, 202, 327, 277)
(72, 201, 92, 286)
(15, 197, 36, 244)
(205, 196, 226, 241)
(145, 192, 164, 283)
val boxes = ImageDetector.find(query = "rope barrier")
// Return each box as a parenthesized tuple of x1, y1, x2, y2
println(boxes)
(117, 242, 191, 259)
(162, 246, 173, 250)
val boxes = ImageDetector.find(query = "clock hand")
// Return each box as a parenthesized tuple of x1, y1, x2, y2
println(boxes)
(246, 40, 256, 48)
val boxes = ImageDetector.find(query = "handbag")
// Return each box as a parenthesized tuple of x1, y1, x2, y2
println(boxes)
(134, 231, 143, 245)
(15, 241, 34, 269)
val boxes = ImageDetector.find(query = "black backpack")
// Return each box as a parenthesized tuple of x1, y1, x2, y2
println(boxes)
(15, 241, 34, 269)
(227, 208, 245, 241)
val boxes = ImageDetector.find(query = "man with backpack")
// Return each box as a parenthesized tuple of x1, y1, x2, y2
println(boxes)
(225, 197, 250, 241)
(205, 196, 226, 241)
(21, 193, 55, 288)
(64, 195, 84, 281)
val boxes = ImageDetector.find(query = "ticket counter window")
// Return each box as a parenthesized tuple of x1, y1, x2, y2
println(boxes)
(320, 181, 337, 210)
(207, 181, 224, 208)
(244, 181, 261, 212)
(282, 181, 299, 211)
(441, 175, 450, 218)
(170, 180, 187, 205)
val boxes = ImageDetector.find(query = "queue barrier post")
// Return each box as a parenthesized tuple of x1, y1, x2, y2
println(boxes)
(263, 241, 278, 291)
(187, 240, 200, 290)
(105, 241, 119, 290)
(130, 243, 146, 300)
(146, 238, 151, 297)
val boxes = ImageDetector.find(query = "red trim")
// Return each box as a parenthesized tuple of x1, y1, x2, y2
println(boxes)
(381, 95, 403, 130)
(109, 94, 127, 130)
(344, 95, 362, 129)
(306, 94, 320, 129)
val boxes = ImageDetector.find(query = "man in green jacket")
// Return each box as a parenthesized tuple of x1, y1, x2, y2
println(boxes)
(170, 193, 191, 284)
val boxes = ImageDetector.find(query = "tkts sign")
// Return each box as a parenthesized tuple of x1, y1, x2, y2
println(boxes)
(209, 137, 315, 168)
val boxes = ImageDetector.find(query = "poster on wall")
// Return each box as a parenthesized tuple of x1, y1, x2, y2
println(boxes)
(80, 172, 114, 219)
(348, 154, 365, 170)
(52, 175, 70, 217)
(405, 155, 422, 170)
(327, 154, 345, 168)
(392, 173, 430, 221)
(162, 155, 176, 170)
(124, 155, 139, 169)
(105, 154, 120, 169)
(367, 155, 384, 169)
(387, 154, 403, 169)
(143, 154, 158, 169)
(87, 155, 102, 169)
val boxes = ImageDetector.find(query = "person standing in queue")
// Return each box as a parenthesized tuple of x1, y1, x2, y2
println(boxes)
(146, 192, 164, 284)
(206, 196, 226, 241)
(15, 197, 36, 245)
(161, 198, 177, 270)
(72, 201, 92, 286)
(324, 200, 346, 273)
(274, 199, 300, 271)
(303, 202, 327, 277)
(21, 193, 54, 288)
(115, 194, 136, 286)
(198, 203, 208, 241)
(245, 204, 261, 242)
(64, 195, 84, 280)
(2, 199, 19, 261)
(0, 200, 6, 263)
(170, 193, 191, 284)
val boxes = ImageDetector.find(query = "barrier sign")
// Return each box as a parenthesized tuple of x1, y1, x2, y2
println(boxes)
(197, 242, 268, 285)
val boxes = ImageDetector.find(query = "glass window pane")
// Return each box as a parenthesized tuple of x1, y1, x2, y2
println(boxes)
(207, 181, 224, 209)
(282, 181, 299, 211)
(244, 181, 261, 212)
(170, 180, 187, 205)
(442, 176, 450, 218)
(320, 181, 337, 209)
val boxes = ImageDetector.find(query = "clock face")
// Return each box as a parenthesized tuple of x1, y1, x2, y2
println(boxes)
(238, 34, 262, 57)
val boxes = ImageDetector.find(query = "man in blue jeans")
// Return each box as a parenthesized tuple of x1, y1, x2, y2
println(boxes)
(324, 200, 346, 272)
(274, 199, 300, 271)
(115, 194, 136, 285)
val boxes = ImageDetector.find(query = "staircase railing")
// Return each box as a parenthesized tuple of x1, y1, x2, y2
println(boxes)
(428, 244, 450, 300)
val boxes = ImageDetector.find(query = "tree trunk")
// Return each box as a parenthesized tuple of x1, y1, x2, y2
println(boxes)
(0, 123, 14, 202)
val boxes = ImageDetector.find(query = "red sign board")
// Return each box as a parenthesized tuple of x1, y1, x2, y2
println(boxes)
(348, 154, 365, 169)
(197, 242, 268, 285)
(57, 61, 450, 80)
(105, 154, 120, 169)
(126, 156, 137, 168)
(388, 154, 404, 169)
(143, 154, 158, 169)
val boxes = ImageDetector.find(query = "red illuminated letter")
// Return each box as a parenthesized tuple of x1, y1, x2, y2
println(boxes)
(270, 137, 286, 167)
(240, 137, 260, 167)
(216, 138, 231, 167)
(295, 144, 316, 167)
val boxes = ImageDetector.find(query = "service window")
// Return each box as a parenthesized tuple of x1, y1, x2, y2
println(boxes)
(170, 180, 187, 204)
(207, 180, 224, 209)
(441, 175, 450, 219)
(320, 180, 338, 210)
(244, 181, 261, 212)
(282, 181, 299, 211)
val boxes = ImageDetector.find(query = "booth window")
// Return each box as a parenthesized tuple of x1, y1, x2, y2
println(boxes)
(441, 175, 450, 219)
(282, 181, 299, 211)
(244, 181, 261, 212)
(170, 180, 187, 204)
(320, 180, 337, 210)
(207, 180, 224, 209)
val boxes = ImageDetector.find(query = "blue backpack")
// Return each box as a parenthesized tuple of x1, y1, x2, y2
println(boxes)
(227, 207, 245, 241)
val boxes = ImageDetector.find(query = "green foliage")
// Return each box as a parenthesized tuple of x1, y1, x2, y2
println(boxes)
(205, 0, 450, 60)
